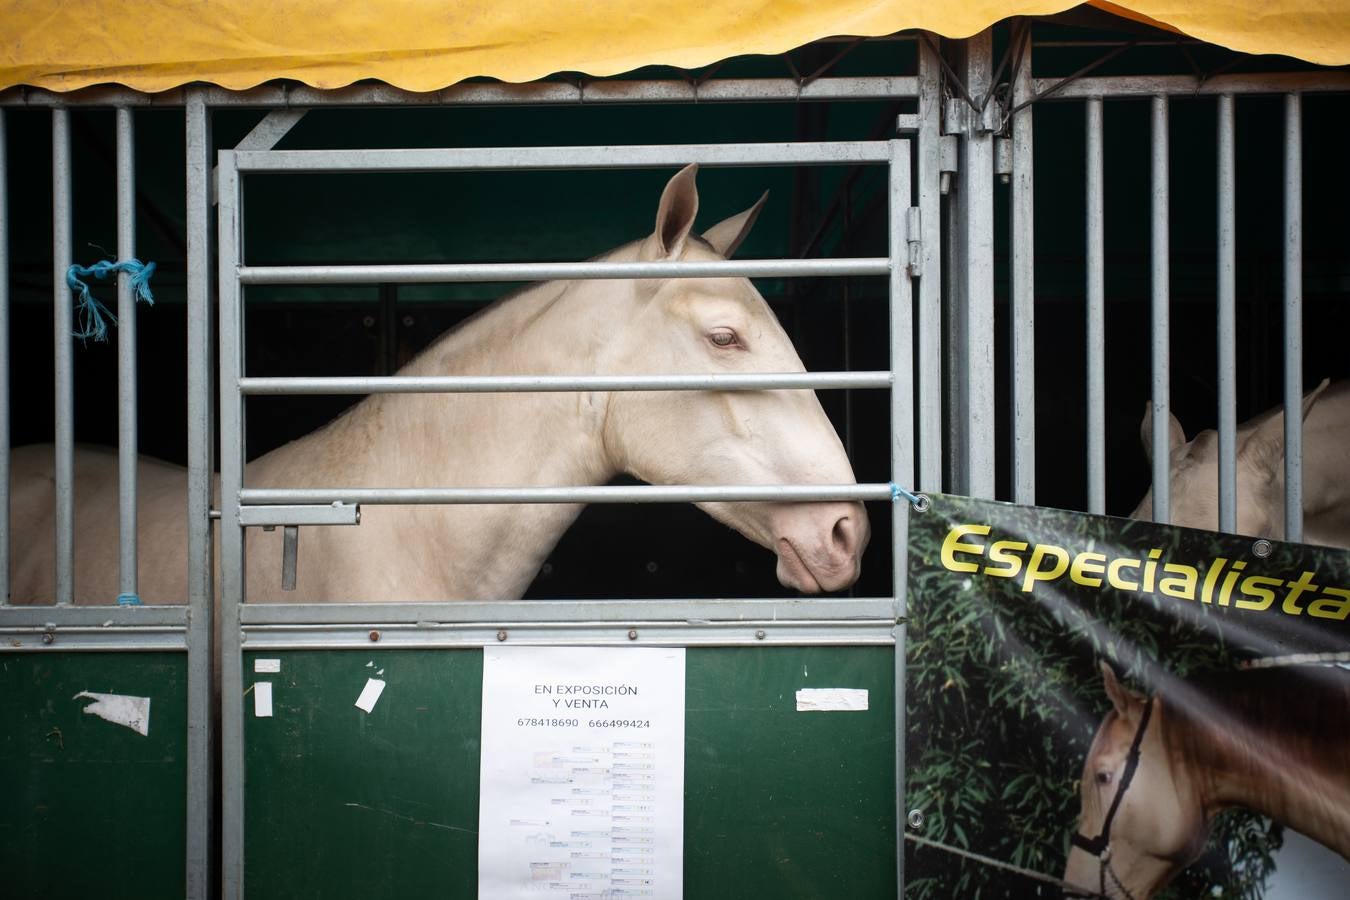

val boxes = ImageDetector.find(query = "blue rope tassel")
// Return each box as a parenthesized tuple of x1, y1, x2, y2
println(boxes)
(116, 592, 143, 606)
(66, 258, 156, 342)
(889, 482, 930, 511)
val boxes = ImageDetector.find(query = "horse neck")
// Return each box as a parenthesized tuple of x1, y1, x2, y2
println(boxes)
(249, 268, 632, 598)
(1165, 674, 1350, 857)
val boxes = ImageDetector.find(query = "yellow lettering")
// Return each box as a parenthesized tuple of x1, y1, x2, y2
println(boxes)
(1307, 587, 1350, 621)
(1107, 558, 1140, 591)
(1201, 559, 1228, 604)
(1234, 575, 1283, 611)
(1282, 571, 1320, 615)
(984, 540, 1028, 579)
(1158, 564, 1199, 600)
(1070, 552, 1107, 588)
(941, 524, 991, 573)
(1142, 548, 1163, 592)
(1218, 560, 1248, 607)
(1021, 544, 1070, 592)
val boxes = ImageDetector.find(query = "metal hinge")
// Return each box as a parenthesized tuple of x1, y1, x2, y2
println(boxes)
(905, 207, 923, 277)
(239, 502, 361, 591)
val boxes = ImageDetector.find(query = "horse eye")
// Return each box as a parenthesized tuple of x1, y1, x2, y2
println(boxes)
(709, 331, 738, 348)
(1095, 771, 1113, 786)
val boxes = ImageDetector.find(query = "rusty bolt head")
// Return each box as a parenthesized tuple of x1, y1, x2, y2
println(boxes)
(368, 629, 381, 642)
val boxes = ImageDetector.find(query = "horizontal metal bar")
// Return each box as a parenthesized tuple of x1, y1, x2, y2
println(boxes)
(234, 141, 892, 173)
(240, 483, 893, 506)
(1032, 71, 1350, 100)
(0, 605, 190, 627)
(0, 628, 187, 651)
(238, 503, 361, 527)
(240, 597, 896, 625)
(240, 623, 896, 649)
(239, 371, 892, 395)
(238, 257, 889, 285)
(0, 77, 919, 108)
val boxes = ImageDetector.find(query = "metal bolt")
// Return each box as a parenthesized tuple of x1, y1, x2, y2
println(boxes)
(645, 561, 658, 574)
(401, 314, 415, 327)
(368, 629, 381, 642)
(41, 632, 55, 645)
(754, 629, 766, 640)
(362, 315, 376, 328)
(627, 629, 639, 641)
(541, 562, 553, 576)
(1252, 539, 1274, 558)
(497, 630, 508, 642)
(907, 808, 924, 830)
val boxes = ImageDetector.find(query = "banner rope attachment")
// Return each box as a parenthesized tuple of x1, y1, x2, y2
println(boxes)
(66, 258, 157, 342)
(116, 592, 143, 606)
(889, 482, 930, 512)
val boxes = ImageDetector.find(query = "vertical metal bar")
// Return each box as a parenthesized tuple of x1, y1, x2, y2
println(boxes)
(1283, 94, 1303, 542)
(959, 31, 996, 499)
(890, 139, 916, 490)
(1009, 27, 1035, 505)
(1149, 95, 1171, 523)
(53, 109, 74, 605)
(116, 107, 138, 601)
(888, 136, 913, 900)
(915, 33, 943, 493)
(1085, 98, 1106, 515)
(1216, 94, 1237, 533)
(217, 149, 246, 900)
(0, 109, 8, 604)
(184, 89, 215, 900)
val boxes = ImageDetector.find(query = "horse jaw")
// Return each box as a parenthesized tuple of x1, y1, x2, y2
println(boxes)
(1062, 845, 1177, 900)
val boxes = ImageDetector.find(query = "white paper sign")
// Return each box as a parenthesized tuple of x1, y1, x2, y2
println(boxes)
(354, 678, 386, 713)
(253, 682, 273, 718)
(479, 646, 686, 900)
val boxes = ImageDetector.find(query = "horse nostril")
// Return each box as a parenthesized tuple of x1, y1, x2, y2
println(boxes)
(832, 514, 855, 557)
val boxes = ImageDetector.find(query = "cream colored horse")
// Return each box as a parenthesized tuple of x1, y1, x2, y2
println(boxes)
(12, 165, 869, 603)
(1133, 380, 1350, 549)
(1064, 662, 1350, 898)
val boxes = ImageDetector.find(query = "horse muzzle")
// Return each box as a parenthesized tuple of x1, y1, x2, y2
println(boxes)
(769, 501, 869, 593)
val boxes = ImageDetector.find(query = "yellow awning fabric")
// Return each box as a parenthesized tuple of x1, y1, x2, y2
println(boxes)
(1, 1, 1345, 95)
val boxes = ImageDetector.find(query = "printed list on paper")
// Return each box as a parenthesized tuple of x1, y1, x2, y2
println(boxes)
(479, 646, 686, 900)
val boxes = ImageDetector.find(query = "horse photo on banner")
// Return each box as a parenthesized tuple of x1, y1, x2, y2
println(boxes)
(903, 495, 1350, 899)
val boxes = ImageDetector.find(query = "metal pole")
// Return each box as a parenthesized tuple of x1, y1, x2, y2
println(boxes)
(116, 107, 138, 601)
(1009, 27, 1035, 505)
(915, 33, 943, 493)
(184, 89, 215, 900)
(1149, 95, 1171, 523)
(53, 109, 74, 604)
(0, 109, 8, 604)
(959, 31, 996, 499)
(240, 371, 892, 395)
(1283, 94, 1303, 542)
(1216, 94, 1237, 533)
(1085, 98, 1106, 514)
(240, 484, 893, 506)
(217, 149, 246, 900)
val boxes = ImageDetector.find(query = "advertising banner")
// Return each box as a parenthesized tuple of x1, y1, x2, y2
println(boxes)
(904, 494, 1349, 899)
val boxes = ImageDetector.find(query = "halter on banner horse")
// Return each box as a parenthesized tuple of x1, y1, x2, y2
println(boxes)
(1064, 662, 1350, 899)
(11, 165, 869, 603)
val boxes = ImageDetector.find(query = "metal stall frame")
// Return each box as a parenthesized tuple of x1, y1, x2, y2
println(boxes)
(215, 137, 919, 898)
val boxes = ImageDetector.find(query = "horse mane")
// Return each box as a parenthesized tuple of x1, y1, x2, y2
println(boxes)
(1160, 666, 1350, 795)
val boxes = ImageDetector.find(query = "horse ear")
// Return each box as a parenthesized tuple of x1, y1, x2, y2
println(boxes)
(651, 164, 700, 258)
(1238, 378, 1331, 470)
(1139, 405, 1185, 463)
(702, 191, 768, 258)
(1100, 660, 1137, 719)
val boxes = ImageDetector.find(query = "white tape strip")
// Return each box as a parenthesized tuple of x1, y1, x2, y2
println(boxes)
(254, 682, 274, 717)
(355, 678, 386, 713)
(795, 688, 868, 712)
(254, 658, 281, 674)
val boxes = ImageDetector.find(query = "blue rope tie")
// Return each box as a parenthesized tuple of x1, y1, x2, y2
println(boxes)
(66, 258, 157, 342)
(889, 482, 930, 511)
(116, 592, 143, 606)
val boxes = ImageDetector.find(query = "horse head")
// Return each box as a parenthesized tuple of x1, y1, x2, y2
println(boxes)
(1063, 662, 1208, 899)
(591, 165, 869, 593)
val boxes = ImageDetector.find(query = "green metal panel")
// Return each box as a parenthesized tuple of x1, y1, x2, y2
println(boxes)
(243, 646, 895, 898)
(0, 652, 188, 899)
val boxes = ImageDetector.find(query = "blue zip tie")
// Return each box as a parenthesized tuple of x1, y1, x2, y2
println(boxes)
(116, 592, 143, 606)
(889, 482, 931, 511)
(66, 258, 157, 342)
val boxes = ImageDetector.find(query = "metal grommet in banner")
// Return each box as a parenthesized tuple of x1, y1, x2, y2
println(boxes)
(911, 494, 931, 513)
(1252, 538, 1273, 558)
(907, 808, 924, 830)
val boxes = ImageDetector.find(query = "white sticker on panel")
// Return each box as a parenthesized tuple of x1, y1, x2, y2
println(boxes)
(354, 678, 386, 713)
(73, 691, 151, 736)
(254, 681, 274, 717)
(254, 658, 282, 674)
(795, 688, 869, 712)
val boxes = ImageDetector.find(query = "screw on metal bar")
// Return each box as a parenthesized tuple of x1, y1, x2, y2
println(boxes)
(1252, 539, 1274, 558)
(627, 629, 639, 641)
(754, 629, 766, 640)
(368, 629, 381, 642)
(907, 808, 925, 830)
(497, 630, 508, 642)
(42, 631, 55, 645)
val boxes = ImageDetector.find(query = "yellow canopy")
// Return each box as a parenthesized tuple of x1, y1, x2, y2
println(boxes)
(1, 1, 1345, 94)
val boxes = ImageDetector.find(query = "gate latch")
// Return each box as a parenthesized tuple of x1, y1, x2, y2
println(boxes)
(238, 502, 361, 591)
